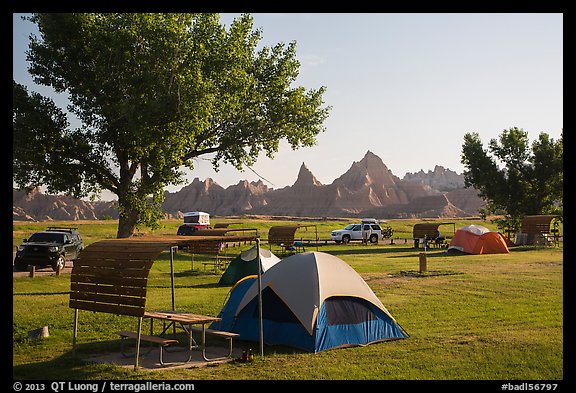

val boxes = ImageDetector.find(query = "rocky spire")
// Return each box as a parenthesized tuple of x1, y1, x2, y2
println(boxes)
(293, 162, 322, 187)
(334, 150, 398, 190)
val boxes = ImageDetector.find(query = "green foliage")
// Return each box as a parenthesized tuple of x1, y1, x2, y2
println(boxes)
(490, 215, 522, 234)
(461, 128, 563, 219)
(13, 13, 330, 237)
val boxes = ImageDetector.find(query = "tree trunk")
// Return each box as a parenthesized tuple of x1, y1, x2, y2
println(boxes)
(116, 188, 139, 238)
(116, 207, 139, 238)
(116, 156, 139, 239)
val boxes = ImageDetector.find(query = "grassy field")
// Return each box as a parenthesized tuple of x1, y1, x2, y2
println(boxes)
(12, 218, 563, 380)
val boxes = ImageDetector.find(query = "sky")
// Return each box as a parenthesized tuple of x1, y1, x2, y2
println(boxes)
(12, 13, 563, 200)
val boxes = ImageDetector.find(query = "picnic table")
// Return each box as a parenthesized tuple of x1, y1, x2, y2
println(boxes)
(117, 311, 238, 364)
(69, 235, 255, 368)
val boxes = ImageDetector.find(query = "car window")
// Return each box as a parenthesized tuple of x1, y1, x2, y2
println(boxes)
(363, 225, 371, 230)
(178, 226, 195, 235)
(343, 224, 355, 230)
(28, 233, 65, 243)
(371, 225, 381, 230)
(352, 225, 361, 231)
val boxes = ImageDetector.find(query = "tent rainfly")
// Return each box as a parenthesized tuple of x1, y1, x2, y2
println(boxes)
(447, 225, 509, 255)
(210, 251, 408, 352)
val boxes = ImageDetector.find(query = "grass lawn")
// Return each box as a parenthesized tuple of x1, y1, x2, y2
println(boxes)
(12, 218, 564, 380)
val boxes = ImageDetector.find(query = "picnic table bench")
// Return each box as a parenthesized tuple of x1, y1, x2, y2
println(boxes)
(116, 330, 178, 365)
(185, 240, 234, 271)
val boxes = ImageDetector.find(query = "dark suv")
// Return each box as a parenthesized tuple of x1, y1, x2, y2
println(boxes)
(14, 227, 84, 272)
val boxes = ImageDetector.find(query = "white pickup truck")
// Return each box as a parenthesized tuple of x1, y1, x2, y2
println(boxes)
(331, 218, 392, 244)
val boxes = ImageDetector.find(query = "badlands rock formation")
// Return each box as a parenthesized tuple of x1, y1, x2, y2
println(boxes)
(12, 187, 117, 221)
(13, 151, 485, 221)
(403, 165, 465, 191)
(160, 151, 484, 218)
(162, 178, 270, 217)
(253, 151, 432, 216)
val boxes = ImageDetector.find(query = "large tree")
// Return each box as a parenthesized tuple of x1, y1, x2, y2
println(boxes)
(13, 13, 330, 237)
(461, 127, 563, 220)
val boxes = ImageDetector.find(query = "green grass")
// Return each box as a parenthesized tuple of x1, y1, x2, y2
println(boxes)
(12, 218, 563, 380)
(12, 216, 509, 249)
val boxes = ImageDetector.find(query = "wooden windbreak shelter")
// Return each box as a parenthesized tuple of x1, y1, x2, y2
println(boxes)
(412, 222, 455, 248)
(412, 222, 455, 239)
(267, 224, 319, 253)
(69, 234, 258, 367)
(519, 215, 562, 245)
(188, 227, 259, 237)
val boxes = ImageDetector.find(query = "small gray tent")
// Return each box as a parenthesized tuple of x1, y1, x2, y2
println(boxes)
(218, 246, 281, 286)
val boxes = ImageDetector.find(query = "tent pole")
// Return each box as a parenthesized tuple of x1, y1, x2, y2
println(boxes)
(256, 238, 264, 357)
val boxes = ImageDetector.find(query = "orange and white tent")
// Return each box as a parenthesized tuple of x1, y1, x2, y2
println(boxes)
(447, 225, 509, 255)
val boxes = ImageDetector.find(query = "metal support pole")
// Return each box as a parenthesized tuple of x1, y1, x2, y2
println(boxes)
(134, 317, 143, 370)
(256, 238, 264, 357)
(170, 246, 176, 312)
(72, 308, 78, 358)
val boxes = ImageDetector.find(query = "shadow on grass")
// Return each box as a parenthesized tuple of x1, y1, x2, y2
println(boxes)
(386, 250, 456, 259)
(509, 245, 560, 252)
(12, 340, 139, 380)
(328, 246, 418, 256)
(12, 338, 304, 380)
(388, 270, 464, 278)
(13, 291, 72, 296)
(172, 270, 220, 278)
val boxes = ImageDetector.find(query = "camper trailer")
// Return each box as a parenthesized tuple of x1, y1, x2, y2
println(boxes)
(177, 211, 211, 235)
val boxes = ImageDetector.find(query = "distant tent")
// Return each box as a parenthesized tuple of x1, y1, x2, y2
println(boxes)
(217, 246, 281, 286)
(447, 225, 509, 255)
(210, 251, 408, 352)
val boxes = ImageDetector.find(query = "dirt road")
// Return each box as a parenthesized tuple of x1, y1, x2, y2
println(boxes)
(12, 252, 73, 277)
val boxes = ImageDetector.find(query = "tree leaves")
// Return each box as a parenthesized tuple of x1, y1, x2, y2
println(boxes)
(14, 13, 330, 237)
(461, 128, 563, 219)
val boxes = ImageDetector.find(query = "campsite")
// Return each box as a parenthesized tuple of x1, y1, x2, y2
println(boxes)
(12, 217, 563, 380)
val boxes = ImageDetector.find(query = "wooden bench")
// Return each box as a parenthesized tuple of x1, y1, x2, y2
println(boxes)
(116, 330, 179, 366)
(188, 327, 240, 361)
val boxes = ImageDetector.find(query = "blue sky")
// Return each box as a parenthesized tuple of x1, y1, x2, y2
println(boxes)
(13, 13, 563, 198)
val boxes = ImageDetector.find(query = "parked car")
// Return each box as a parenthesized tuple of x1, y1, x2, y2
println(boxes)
(177, 211, 211, 235)
(331, 218, 392, 244)
(13, 227, 83, 272)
